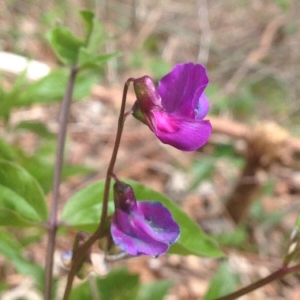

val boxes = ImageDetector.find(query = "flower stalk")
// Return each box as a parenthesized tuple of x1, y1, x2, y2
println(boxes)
(62, 78, 134, 300)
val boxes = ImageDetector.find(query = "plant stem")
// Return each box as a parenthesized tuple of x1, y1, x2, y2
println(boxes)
(62, 78, 134, 300)
(216, 263, 300, 300)
(44, 66, 78, 300)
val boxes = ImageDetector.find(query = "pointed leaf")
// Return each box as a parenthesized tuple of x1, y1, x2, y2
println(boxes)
(61, 179, 223, 257)
(61, 181, 114, 231)
(78, 48, 120, 70)
(46, 26, 84, 65)
(20, 69, 99, 106)
(204, 260, 238, 300)
(0, 160, 47, 224)
(128, 180, 223, 258)
(80, 10, 94, 43)
(83, 11, 107, 53)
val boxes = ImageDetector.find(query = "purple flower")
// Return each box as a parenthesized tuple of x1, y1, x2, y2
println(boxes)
(110, 180, 180, 257)
(132, 62, 212, 151)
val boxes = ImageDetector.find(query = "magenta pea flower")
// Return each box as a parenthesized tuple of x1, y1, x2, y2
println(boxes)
(110, 180, 180, 257)
(132, 62, 212, 151)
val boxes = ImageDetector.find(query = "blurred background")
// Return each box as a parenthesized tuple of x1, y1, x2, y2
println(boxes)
(1, 0, 300, 299)
(1, 0, 300, 125)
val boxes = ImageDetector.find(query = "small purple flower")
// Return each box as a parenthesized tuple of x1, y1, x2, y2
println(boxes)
(110, 180, 180, 257)
(132, 62, 212, 151)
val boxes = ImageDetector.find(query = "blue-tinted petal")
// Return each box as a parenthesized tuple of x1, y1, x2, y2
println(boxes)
(195, 93, 209, 120)
(152, 110, 212, 151)
(111, 210, 169, 256)
(158, 63, 208, 117)
(137, 201, 180, 244)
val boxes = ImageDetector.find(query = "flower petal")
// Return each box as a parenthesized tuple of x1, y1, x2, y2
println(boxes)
(137, 201, 180, 245)
(195, 93, 209, 120)
(153, 110, 212, 151)
(158, 63, 208, 117)
(111, 209, 169, 256)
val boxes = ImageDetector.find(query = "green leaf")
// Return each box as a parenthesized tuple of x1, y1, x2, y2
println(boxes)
(14, 121, 55, 138)
(139, 280, 173, 300)
(129, 180, 223, 258)
(0, 137, 19, 161)
(62, 164, 94, 180)
(80, 11, 94, 43)
(204, 260, 238, 300)
(0, 160, 48, 224)
(69, 268, 140, 300)
(46, 26, 84, 65)
(81, 11, 107, 54)
(19, 152, 94, 194)
(61, 181, 114, 231)
(18, 154, 55, 194)
(78, 48, 120, 70)
(20, 68, 100, 106)
(0, 207, 36, 227)
(0, 230, 44, 288)
(0, 70, 28, 121)
(77, 11, 116, 70)
(20, 69, 68, 105)
(73, 69, 100, 99)
(61, 180, 223, 258)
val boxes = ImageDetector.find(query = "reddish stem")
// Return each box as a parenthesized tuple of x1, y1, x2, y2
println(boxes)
(62, 78, 134, 300)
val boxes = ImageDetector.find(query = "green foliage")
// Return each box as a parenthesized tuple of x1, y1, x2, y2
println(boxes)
(78, 49, 120, 70)
(0, 67, 100, 124)
(0, 26, 103, 192)
(61, 179, 223, 258)
(79, 10, 107, 52)
(0, 70, 28, 122)
(0, 160, 48, 226)
(46, 26, 85, 65)
(204, 260, 238, 300)
(61, 181, 113, 231)
(15, 121, 55, 138)
(20, 68, 100, 106)
(69, 268, 140, 300)
(46, 10, 118, 69)
(139, 280, 173, 300)
(0, 230, 44, 289)
(69, 268, 171, 300)
(0, 138, 19, 161)
(0, 136, 94, 194)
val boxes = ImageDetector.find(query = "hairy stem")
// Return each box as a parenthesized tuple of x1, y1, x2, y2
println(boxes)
(62, 78, 134, 300)
(216, 263, 300, 300)
(44, 66, 78, 300)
